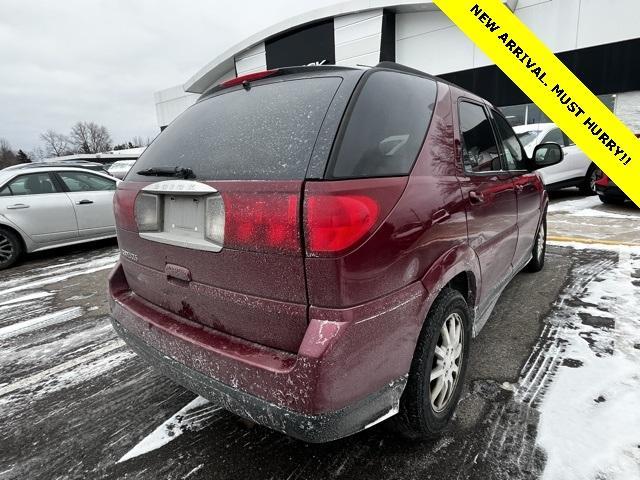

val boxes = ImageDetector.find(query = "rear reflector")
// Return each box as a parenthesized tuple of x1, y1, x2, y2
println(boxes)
(304, 194, 379, 255)
(220, 69, 280, 89)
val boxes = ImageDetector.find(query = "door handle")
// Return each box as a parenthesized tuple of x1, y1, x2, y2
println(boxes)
(76, 199, 94, 205)
(7, 203, 29, 209)
(469, 191, 485, 205)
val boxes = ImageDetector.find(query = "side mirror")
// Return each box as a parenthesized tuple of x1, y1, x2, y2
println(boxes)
(532, 142, 564, 169)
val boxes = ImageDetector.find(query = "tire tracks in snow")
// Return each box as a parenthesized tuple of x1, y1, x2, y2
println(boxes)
(475, 251, 618, 478)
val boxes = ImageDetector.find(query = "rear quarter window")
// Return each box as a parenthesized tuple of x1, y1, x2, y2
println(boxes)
(127, 77, 342, 181)
(327, 70, 438, 178)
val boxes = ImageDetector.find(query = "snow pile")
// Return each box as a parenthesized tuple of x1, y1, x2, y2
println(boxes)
(536, 249, 640, 480)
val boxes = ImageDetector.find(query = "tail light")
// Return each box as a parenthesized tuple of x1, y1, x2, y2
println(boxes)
(305, 195, 379, 255)
(222, 192, 300, 254)
(204, 196, 225, 245)
(595, 174, 609, 187)
(303, 178, 407, 257)
(219, 69, 280, 89)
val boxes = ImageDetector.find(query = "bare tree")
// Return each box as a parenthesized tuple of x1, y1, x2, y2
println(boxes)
(28, 147, 45, 162)
(130, 136, 151, 147)
(69, 121, 112, 153)
(40, 129, 71, 157)
(0, 138, 17, 168)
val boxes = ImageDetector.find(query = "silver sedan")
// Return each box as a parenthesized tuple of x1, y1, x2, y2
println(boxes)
(0, 166, 118, 269)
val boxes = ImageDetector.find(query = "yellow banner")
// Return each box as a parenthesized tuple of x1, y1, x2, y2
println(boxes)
(433, 0, 640, 206)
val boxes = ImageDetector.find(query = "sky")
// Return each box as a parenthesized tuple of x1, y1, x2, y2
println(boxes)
(0, 0, 340, 154)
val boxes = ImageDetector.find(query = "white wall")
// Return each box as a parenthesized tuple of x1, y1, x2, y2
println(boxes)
(334, 10, 383, 67)
(396, 10, 476, 74)
(155, 68, 235, 128)
(615, 91, 640, 132)
(396, 0, 640, 73)
(235, 43, 267, 75)
(154, 86, 199, 129)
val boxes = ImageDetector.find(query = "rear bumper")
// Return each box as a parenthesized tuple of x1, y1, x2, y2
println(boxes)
(108, 262, 427, 442)
(596, 184, 628, 200)
(112, 317, 404, 442)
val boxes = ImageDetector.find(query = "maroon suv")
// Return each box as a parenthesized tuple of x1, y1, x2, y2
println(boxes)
(109, 62, 561, 442)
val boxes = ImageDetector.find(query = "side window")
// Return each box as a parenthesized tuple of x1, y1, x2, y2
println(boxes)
(58, 172, 116, 192)
(6, 173, 58, 196)
(329, 71, 438, 178)
(541, 128, 565, 146)
(0, 186, 11, 196)
(492, 111, 527, 171)
(458, 101, 502, 173)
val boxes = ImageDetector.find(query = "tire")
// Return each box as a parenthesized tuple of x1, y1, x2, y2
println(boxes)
(393, 289, 471, 440)
(578, 165, 600, 196)
(526, 215, 546, 273)
(599, 195, 626, 205)
(0, 227, 22, 270)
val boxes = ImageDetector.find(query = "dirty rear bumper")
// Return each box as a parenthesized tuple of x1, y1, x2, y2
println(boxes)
(112, 317, 404, 442)
(109, 262, 427, 442)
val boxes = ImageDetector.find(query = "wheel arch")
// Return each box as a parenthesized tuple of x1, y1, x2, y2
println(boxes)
(0, 220, 29, 253)
(420, 243, 481, 325)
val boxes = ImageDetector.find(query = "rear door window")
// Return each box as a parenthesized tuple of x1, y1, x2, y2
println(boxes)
(57, 171, 117, 192)
(128, 77, 342, 181)
(492, 110, 527, 171)
(458, 101, 502, 173)
(328, 71, 437, 178)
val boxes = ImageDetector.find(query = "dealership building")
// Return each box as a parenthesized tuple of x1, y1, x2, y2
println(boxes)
(154, 0, 640, 132)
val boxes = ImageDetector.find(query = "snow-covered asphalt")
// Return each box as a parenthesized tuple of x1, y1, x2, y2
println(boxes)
(0, 193, 639, 480)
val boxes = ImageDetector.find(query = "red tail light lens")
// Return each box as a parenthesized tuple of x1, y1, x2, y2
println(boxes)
(223, 192, 300, 254)
(113, 187, 139, 232)
(595, 173, 609, 187)
(305, 194, 379, 255)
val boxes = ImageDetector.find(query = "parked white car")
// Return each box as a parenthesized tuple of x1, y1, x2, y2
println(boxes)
(0, 167, 117, 269)
(107, 159, 136, 179)
(514, 123, 599, 195)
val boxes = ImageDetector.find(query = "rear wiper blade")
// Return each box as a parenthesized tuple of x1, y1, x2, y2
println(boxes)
(136, 166, 195, 179)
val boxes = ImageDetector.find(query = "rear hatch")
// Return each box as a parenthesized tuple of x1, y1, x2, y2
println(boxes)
(114, 70, 358, 353)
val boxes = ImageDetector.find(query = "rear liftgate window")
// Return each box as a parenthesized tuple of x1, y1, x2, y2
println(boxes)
(328, 70, 438, 178)
(128, 77, 342, 181)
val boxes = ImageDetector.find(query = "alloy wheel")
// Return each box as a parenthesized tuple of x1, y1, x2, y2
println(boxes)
(537, 222, 546, 261)
(430, 312, 464, 412)
(589, 169, 601, 193)
(0, 232, 13, 264)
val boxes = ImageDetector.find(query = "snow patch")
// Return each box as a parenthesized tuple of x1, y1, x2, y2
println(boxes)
(536, 250, 640, 480)
(118, 396, 220, 463)
(549, 196, 639, 220)
(0, 306, 82, 340)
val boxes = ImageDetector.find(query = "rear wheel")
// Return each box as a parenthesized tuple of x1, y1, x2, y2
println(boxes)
(0, 227, 22, 270)
(393, 289, 471, 440)
(579, 165, 600, 196)
(526, 216, 546, 272)
(599, 195, 626, 205)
